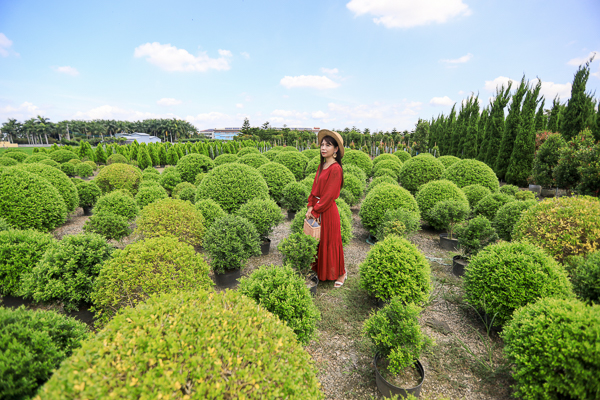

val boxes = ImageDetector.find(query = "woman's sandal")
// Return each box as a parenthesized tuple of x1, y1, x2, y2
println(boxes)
(334, 273, 347, 288)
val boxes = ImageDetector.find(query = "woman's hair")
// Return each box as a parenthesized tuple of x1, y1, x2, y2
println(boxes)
(318, 135, 344, 188)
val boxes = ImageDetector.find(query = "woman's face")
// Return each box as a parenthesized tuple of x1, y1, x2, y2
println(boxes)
(321, 138, 338, 159)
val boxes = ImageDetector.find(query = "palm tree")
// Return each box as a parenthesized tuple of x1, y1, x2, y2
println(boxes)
(34, 115, 51, 145)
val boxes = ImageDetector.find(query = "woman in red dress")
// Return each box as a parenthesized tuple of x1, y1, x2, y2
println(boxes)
(306, 129, 346, 287)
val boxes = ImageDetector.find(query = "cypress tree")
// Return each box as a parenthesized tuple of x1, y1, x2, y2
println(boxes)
(137, 143, 152, 170)
(547, 95, 561, 132)
(158, 144, 168, 166)
(176, 144, 185, 159)
(412, 119, 430, 153)
(94, 144, 107, 164)
(149, 144, 160, 166)
(440, 105, 456, 155)
(560, 57, 595, 140)
(452, 100, 470, 157)
(495, 76, 528, 180)
(130, 141, 139, 161)
(593, 101, 600, 143)
(483, 83, 512, 169)
(463, 95, 480, 159)
(506, 80, 542, 186)
(166, 146, 179, 166)
(534, 99, 546, 132)
(477, 108, 490, 161)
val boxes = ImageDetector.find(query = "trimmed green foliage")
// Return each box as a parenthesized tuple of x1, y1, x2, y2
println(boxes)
(339, 189, 356, 206)
(95, 163, 142, 195)
(455, 215, 499, 257)
(76, 181, 102, 208)
(281, 181, 309, 213)
(60, 162, 76, 177)
(493, 200, 537, 241)
(474, 192, 515, 220)
(24, 154, 50, 164)
(195, 198, 226, 231)
(94, 190, 139, 220)
(0, 168, 67, 232)
(38, 158, 60, 168)
(416, 179, 468, 224)
(376, 208, 421, 241)
(3, 151, 28, 163)
(257, 162, 296, 203)
(499, 184, 519, 196)
(373, 159, 403, 179)
(373, 167, 397, 180)
(343, 163, 367, 185)
(533, 132, 566, 188)
(502, 297, 599, 400)
(344, 149, 373, 177)
(0, 217, 9, 231)
(343, 173, 365, 201)
(0, 157, 18, 166)
(83, 212, 132, 241)
(366, 175, 397, 196)
(560, 58, 596, 141)
(305, 156, 320, 175)
(67, 159, 81, 165)
(0, 307, 89, 400)
(236, 198, 283, 239)
(106, 153, 127, 164)
(237, 153, 270, 170)
(49, 149, 79, 164)
(393, 150, 411, 162)
(483, 84, 512, 167)
(239, 264, 320, 345)
(461, 184, 491, 209)
(398, 155, 445, 192)
(136, 144, 152, 170)
(274, 152, 309, 181)
(427, 200, 470, 237)
(196, 163, 269, 213)
(139, 179, 160, 189)
(176, 153, 214, 183)
(134, 185, 168, 208)
(437, 155, 460, 168)
(166, 146, 179, 165)
(277, 232, 318, 274)
(214, 153, 238, 166)
(359, 183, 419, 235)
(263, 149, 281, 161)
(301, 148, 320, 159)
(372, 153, 398, 167)
(237, 146, 260, 157)
(74, 162, 93, 178)
(194, 172, 206, 186)
(19, 163, 79, 212)
(20, 233, 113, 312)
(0, 229, 55, 296)
(514, 190, 536, 201)
(566, 251, 600, 304)
(464, 241, 573, 326)
(172, 181, 195, 198)
(158, 170, 182, 194)
(91, 237, 213, 325)
(443, 159, 499, 193)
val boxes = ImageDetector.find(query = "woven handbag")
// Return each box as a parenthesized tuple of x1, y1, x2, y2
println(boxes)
(303, 217, 321, 242)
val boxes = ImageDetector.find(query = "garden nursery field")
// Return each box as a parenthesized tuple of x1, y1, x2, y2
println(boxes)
(1, 62, 600, 400)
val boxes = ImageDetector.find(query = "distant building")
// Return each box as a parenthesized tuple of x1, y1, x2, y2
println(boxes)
(201, 127, 320, 141)
(115, 132, 161, 144)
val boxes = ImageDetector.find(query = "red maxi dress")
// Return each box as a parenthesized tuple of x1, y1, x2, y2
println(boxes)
(308, 162, 346, 281)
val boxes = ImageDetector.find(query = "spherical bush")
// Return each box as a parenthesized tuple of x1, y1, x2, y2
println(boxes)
(359, 183, 419, 235)
(83, 211, 132, 241)
(176, 153, 214, 183)
(416, 179, 468, 223)
(195, 198, 226, 230)
(75, 181, 102, 208)
(464, 241, 573, 326)
(235, 198, 283, 239)
(90, 237, 213, 325)
(139, 179, 160, 189)
(134, 185, 168, 208)
(301, 148, 320, 159)
(360, 235, 431, 303)
(60, 162, 75, 177)
(0, 168, 67, 232)
(94, 190, 139, 220)
(437, 155, 460, 169)
(373, 159, 403, 178)
(106, 153, 128, 165)
(462, 184, 492, 209)
(24, 154, 50, 164)
(19, 163, 80, 212)
(366, 175, 398, 196)
(135, 198, 205, 248)
(38, 159, 60, 169)
(3, 151, 28, 163)
(499, 184, 519, 196)
(305, 156, 321, 175)
(280, 146, 299, 152)
(493, 200, 537, 241)
(373, 153, 398, 168)
(237, 147, 261, 157)
(159, 170, 182, 194)
(443, 159, 499, 193)
(394, 150, 411, 163)
(68, 159, 81, 165)
(474, 192, 515, 220)
(373, 167, 397, 181)
(344, 150, 373, 177)
(514, 190, 536, 201)
(74, 162, 93, 178)
(142, 170, 160, 182)
(85, 160, 98, 171)
(197, 163, 269, 213)
(398, 155, 445, 193)
(566, 251, 600, 304)
(343, 164, 367, 185)
(237, 153, 270, 170)
(0, 157, 18, 166)
(376, 208, 422, 241)
(341, 173, 364, 202)
(49, 149, 79, 164)
(273, 152, 309, 181)
(214, 153, 238, 166)
(94, 163, 142, 195)
(281, 181, 310, 213)
(172, 181, 195, 198)
(502, 297, 600, 400)
(263, 149, 281, 161)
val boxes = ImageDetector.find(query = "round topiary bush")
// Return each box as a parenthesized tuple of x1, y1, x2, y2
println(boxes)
(24, 154, 50, 164)
(415, 179, 469, 223)
(394, 150, 411, 162)
(237, 146, 261, 157)
(344, 150, 373, 177)
(372, 153, 398, 168)
(60, 162, 76, 177)
(49, 149, 79, 164)
(373, 167, 397, 181)
(195, 198, 226, 231)
(74, 162, 94, 178)
(565, 251, 600, 305)
(366, 175, 398, 195)
(203, 214, 261, 273)
(196, 163, 269, 213)
(305, 156, 321, 175)
(135, 198, 205, 248)
(0, 156, 18, 166)
(301, 148, 320, 159)
(0, 168, 67, 232)
(343, 163, 368, 185)
(85, 160, 98, 171)
(172, 181, 195, 198)
(256, 161, 296, 202)
(514, 190, 536, 201)
(437, 155, 461, 169)
(0, 307, 89, 400)
(38, 289, 322, 399)
(235, 198, 283, 239)
(0, 229, 55, 296)
(158, 170, 182, 194)
(83, 211, 132, 241)
(493, 199, 537, 241)
(376, 208, 421, 241)
(263, 148, 281, 161)
(502, 297, 600, 400)
(277, 232, 319, 274)
(20, 233, 114, 312)
(455, 215, 499, 258)
(300, 174, 316, 191)
(464, 241, 573, 326)
(339, 188, 357, 206)
(38, 158, 60, 169)
(274, 152, 309, 181)
(138, 179, 160, 189)
(359, 183, 419, 235)
(90, 236, 213, 325)
(373, 159, 403, 179)
(398, 155, 445, 193)
(474, 192, 515, 220)
(106, 153, 128, 165)
(513, 196, 600, 263)
(239, 264, 321, 345)
(499, 184, 519, 196)
(360, 235, 431, 303)
(428, 200, 470, 235)
(237, 153, 270, 170)
(68, 158, 81, 165)
(214, 153, 238, 166)
(3, 151, 27, 163)
(94, 190, 139, 220)
(134, 185, 168, 208)
(343, 173, 365, 202)
(281, 181, 310, 212)
(442, 158, 499, 193)
(19, 163, 80, 212)
(461, 184, 492, 209)
(0, 217, 9, 231)
(280, 146, 299, 152)
(75, 181, 102, 209)
(94, 162, 142, 195)
(142, 170, 160, 182)
(176, 153, 214, 183)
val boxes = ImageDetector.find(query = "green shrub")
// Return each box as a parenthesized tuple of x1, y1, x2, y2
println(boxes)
(455, 215, 499, 257)
(493, 200, 537, 241)
(91, 237, 213, 325)
(176, 153, 214, 183)
(376, 208, 421, 241)
(38, 158, 60, 168)
(499, 184, 519, 196)
(301, 148, 320, 159)
(514, 190, 536, 201)
(94, 163, 142, 195)
(196, 163, 269, 213)
(134, 185, 168, 208)
(235, 198, 283, 239)
(194, 172, 206, 186)
(0, 217, 9, 231)
(263, 148, 281, 161)
(464, 241, 573, 326)
(360, 235, 431, 303)
(195, 198, 226, 231)
(239, 264, 320, 345)
(343, 173, 365, 202)
(20, 233, 113, 312)
(106, 153, 127, 164)
(279, 146, 299, 152)
(372, 153, 398, 168)
(172, 181, 195, 198)
(363, 300, 429, 375)
(0, 229, 55, 296)
(339, 188, 357, 206)
(398, 155, 445, 192)
(74, 162, 93, 178)
(2, 151, 27, 163)
(336, 197, 352, 223)
(24, 154, 50, 164)
(281, 181, 309, 212)
(85, 160, 98, 171)
(565, 251, 600, 304)
(19, 163, 80, 212)
(305, 156, 321, 175)
(373, 168, 397, 181)
(204, 215, 261, 273)
(427, 200, 470, 237)
(214, 153, 238, 166)
(94, 190, 139, 220)
(300, 174, 315, 191)
(373, 159, 403, 178)
(0, 157, 18, 166)
(461, 184, 492, 209)
(68, 158, 81, 165)
(502, 297, 599, 400)
(138, 179, 160, 189)
(237, 146, 260, 157)
(343, 163, 368, 185)
(513, 196, 600, 262)
(437, 155, 460, 168)
(0, 168, 67, 232)
(135, 198, 205, 248)
(474, 192, 515, 220)
(257, 162, 296, 202)
(394, 150, 411, 162)
(158, 170, 182, 194)
(532, 132, 566, 188)
(0, 307, 89, 400)
(49, 149, 79, 164)
(143, 166, 159, 175)
(416, 179, 468, 224)
(274, 152, 309, 181)
(83, 211, 132, 241)
(344, 150, 373, 177)
(60, 162, 75, 177)
(359, 183, 419, 235)
(277, 232, 319, 274)
(74, 181, 102, 208)
(366, 175, 398, 195)
(237, 153, 270, 170)
(443, 159, 499, 193)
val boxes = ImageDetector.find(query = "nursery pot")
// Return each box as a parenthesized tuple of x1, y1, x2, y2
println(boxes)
(540, 188, 557, 197)
(366, 233, 378, 246)
(260, 238, 271, 256)
(0, 295, 32, 309)
(439, 233, 459, 251)
(452, 255, 469, 277)
(528, 184, 542, 194)
(374, 354, 425, 399)
(287, 210, 296, 221)
(82, 206, 93, 216)
(214, 268, 242, 289)
(67, 302, 96, 326)
(306, 273, 319, 296)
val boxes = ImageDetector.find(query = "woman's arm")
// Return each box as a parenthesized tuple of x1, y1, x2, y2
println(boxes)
(311, 165, 342, 218)
(307, 168, 320, 208)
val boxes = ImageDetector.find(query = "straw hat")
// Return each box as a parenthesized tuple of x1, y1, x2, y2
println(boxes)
(317, 129, 344, 158)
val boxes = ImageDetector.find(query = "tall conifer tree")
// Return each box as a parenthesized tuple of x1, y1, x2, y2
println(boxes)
(483, 83, 512, 168)
(560, 57, 595, 140)
(534, 99, 546, 132)
(547, 96, 562, 132)
(463, 95, 480, 159)
(477, 108, 490, 161)
(593, 101, 600, 143)
(137, 143, 152, 170)
(440, 105, 456, 155)
(94, 143, 107, 164)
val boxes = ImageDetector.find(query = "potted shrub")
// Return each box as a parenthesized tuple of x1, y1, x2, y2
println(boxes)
(416, 179, 469, 226)
(363, 299, 430, 398)
(427, 200, 470, 251)
(281, 182, 309, 220)
(375, 208, 421, 242)
(257, 162, 296, 203)
(473, 192, 515, 221)
(493, 200, 537, 242)
(235, 198, 283, 255)
(195, 198, 226, 231)
(398, 155, 445, 193)
(461, 184, 492, 210)
(203, 214, 261, 288)
(75, 181, 102, 215)
(442, 158, 499, 193)
(277, 232, 319, 294)
(453, 216, 498, 276)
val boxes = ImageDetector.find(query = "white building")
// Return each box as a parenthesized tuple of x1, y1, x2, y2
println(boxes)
(115, 132, 161, 144)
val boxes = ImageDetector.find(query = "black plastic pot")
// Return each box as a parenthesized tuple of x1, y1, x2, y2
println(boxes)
(260, 238, 271, 255)
(374, 354, 425, 399)
(82, 206, 93, 216)
(0, 295, 32, 309)
(528, 184, 542, 194)
(287, 210, 296, 221)
(452, 255, 468, 277)
(439, 233, 459, 251)
(366, 234, 378, 246)
(307, 274, 319, 296)
(214, 268, 242, 289)
(67, 302, 96, 326)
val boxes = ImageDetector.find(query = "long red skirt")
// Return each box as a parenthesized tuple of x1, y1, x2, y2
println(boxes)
(311, 203, 345, 281)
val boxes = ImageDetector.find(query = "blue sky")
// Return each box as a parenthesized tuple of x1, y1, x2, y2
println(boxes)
(1, 0, 599, 131)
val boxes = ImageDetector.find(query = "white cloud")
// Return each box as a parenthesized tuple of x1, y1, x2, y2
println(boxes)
(429, 96, 454, 106)
(312, 111, 329, 119)
(156, 98, 182, 106)
(483, 76, 522, 92)
(280, 75, 340, 89)
(484, 76, 573, 100)
(321, 67, 339, 75)
(54, 66, 79, 76)
(326, 100, 422, 129)
(73, 105, 177, 121)
(241, 51, 250, 59)
(236, 103, 244, 108)
(458, 90, 465, 95)
(567, 51, 598, 66)
(0, 33, 18, 57)
(0, 101, 43, 121)
(185, 112, 239, 128)
(271, 109, 309, 118)
(134, 42, 231, 72)
(440, 53, 473, 64)
(346, 0, 471, 29)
